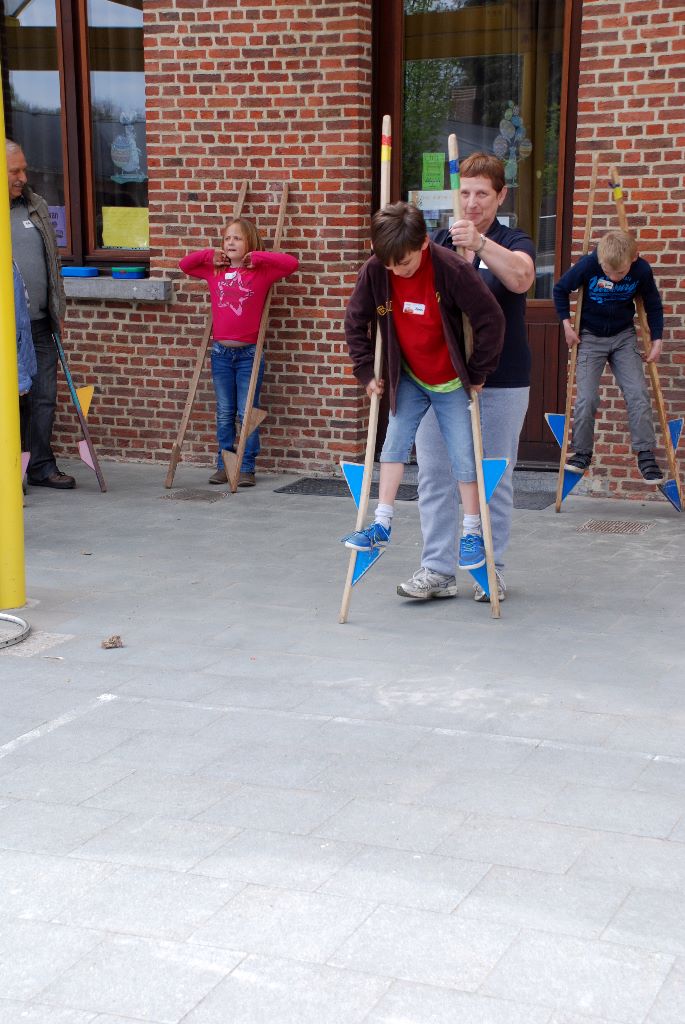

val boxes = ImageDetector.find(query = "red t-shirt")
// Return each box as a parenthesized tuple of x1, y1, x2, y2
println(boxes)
(389, 248, 458, 386)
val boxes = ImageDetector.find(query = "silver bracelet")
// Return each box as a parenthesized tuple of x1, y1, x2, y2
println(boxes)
(474, 234, 486, 255)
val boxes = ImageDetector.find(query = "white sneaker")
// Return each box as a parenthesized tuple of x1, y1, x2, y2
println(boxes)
(397, 567, 458, 600)
(473, 570, 506, 603)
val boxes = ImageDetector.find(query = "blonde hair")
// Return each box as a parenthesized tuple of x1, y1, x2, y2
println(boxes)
(597, 229, 637, 269)
(222, 217, 263, 254)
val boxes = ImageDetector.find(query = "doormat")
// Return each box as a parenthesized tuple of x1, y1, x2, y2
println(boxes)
(274, 478, 556, 509)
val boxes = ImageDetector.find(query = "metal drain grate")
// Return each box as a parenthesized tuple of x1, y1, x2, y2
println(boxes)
(275, 478, 419, 501)
(161, 488, 229, 502)
(577, 519, 653, 535)
(275, 477, 555, 509)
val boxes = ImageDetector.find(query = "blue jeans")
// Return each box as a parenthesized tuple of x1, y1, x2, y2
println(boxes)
(381, 371, 476, 482)
(211, 343, 264, 473)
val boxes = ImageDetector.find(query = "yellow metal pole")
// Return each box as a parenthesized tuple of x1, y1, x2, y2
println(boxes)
(0, 83, 26, 610)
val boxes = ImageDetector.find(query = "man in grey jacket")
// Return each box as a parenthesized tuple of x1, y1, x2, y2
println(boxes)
(7, 139, 74, 488)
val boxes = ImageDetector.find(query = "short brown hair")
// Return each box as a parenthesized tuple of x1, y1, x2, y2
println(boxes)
(596, 229, 637, 269)
(223, 217, 263, 254)
(371, 202, 427, 265)
(460, 152, 506, 193)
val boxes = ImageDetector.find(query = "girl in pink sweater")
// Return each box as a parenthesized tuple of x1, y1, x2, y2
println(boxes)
(179, 218, 298, 486)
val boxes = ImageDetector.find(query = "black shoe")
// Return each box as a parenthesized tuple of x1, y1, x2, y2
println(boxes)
(637, 450, 664, 482)
(565, 451, 592, 474)
(28, 470, 76, 489)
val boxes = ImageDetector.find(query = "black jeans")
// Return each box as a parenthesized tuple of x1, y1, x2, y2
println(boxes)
(27, 318, 58, 481)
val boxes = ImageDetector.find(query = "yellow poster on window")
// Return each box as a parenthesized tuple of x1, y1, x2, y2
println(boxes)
(102, 207, 149, 249)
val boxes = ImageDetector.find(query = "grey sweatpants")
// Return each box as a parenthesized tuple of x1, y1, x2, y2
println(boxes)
(572, 327, 656, 454)
(414, 387, 530, 574)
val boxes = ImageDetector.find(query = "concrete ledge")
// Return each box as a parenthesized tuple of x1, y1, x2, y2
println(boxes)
(63, 277, 173, 303)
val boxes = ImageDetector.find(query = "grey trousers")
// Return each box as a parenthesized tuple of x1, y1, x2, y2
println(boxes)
(415, 387, 530, 574)
(573, 327, 656, 453)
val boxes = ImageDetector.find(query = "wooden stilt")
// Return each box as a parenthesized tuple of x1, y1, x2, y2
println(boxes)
(339, 114, 392, 625)
(52, 332, 107, 492)
(164, 181, 248, 489)
(554, 150, 601, 512)
(448, 133, 500, 619)
(609, 166, 683, 506)
(225, 184, 290, 491)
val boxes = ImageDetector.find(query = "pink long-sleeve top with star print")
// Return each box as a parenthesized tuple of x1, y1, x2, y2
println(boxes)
(179, 249, 298, 344)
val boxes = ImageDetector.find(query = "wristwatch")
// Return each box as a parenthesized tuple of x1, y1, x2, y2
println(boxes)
(474, 234, 486, 254)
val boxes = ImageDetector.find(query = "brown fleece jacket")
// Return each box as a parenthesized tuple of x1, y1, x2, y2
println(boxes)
(344, 241, 505, 413)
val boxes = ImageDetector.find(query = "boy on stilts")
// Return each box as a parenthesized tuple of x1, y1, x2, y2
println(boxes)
(553, 229, 665, 482)
(342, 202, 504, 568)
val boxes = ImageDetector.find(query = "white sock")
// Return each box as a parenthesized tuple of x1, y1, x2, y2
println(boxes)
(462, 513, 482, 537)
(374, 503, 394, 530)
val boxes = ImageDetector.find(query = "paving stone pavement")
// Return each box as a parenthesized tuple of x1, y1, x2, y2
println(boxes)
(1, 459, 684, 1024)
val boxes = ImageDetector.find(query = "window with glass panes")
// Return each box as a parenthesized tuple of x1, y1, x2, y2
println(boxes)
(1, 0, 147, 263)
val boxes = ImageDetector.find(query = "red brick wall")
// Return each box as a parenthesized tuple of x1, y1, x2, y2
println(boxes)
(570, 0, 684, 499)
(56, 2, 374, 475)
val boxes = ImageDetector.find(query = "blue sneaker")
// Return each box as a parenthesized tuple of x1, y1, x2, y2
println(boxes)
(458, 533, 485, 570)
(342, 521, 391, 551)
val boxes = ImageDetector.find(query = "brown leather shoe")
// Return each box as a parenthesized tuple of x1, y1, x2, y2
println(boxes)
(28, 470, 75, 489)
(238, 472, 256, 487)
(208, 469, 228, 485)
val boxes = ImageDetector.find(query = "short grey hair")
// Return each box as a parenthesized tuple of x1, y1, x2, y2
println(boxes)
(5, 139, 24, 156)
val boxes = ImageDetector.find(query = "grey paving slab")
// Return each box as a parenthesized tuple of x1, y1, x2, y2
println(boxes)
(603, 888, 685, 956)
(52, 864, 243, 941)
(92, 732, 230, 774)
(191, 829, 361, 890)
(540, 782, 684, 838)
(420, 770, 564, 818)
(514, 742, 650, 789)
(329, 904, 518, 989)
(37, 933, 244, 1021)
(194, 784, 350, 835)
(0, 761, 133, 804)
(189, 884, 375, 963)
(313, 797, 466, 853)
(193, 744, 334, 788)
(668, 814, 685, 842)
(570, 834, 685, 893)
(319, 845, 489, 912)
(307, 752, 450, 803)
(645, 957, 685, 1023)
(635, 757, 685, 796)
(83, 697, 227, 735)
(181, 954, 390, 1024)
(364, 981, 552, 1024)
(2, 723, 140, 765)
(0, 1005, 95, 1024)
(435, 813, 593, 873)
(0, 800, 125, 856)
(408, 730, 537, 774)
(0, 918, 102, 1000)
(456, 865, 629, 939)
(69, 814, 240, 872)
(82, 768, 238, 819)
(0, 849, 115, 920)
(481, 930, 674, 1023)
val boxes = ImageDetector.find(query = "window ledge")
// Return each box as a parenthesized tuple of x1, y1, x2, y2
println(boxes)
(63, 277, 173, 303)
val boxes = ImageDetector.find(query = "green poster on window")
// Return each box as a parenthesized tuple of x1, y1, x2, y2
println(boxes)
(422, 152, 445, 191)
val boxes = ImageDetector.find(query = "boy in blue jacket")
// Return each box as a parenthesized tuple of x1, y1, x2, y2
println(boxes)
(553, 229, 664, 480)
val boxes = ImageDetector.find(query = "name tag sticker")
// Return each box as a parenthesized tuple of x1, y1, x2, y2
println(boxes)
(598, 279, 614, 290)
(403, 301, 426, 315)
(478, 259, 489, 271)
(22, 220, 33, 229)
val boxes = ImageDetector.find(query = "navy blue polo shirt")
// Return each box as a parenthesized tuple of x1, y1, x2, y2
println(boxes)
(433, 218, 536, 388)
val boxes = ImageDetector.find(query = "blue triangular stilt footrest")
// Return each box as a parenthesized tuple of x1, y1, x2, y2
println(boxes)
(469, 563, 489, 597)
(341, 461, 365, 509)
(561, 469, 584, 500)
(668, 418, 683, 452)
(482, 458, 508, 504)
(545, 412, 566, 449)
(545, 412, 585, 502)
(351, 547, 385, 584)
(658, 479, 682, 512)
